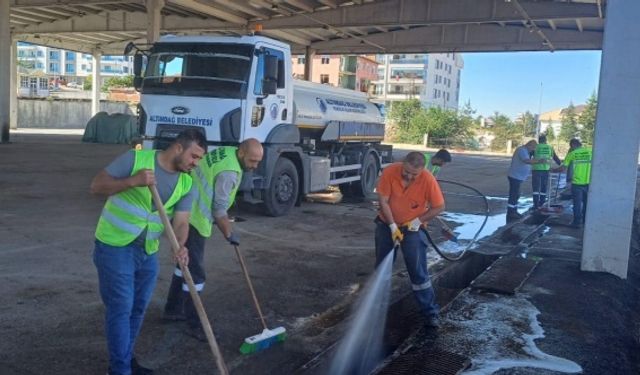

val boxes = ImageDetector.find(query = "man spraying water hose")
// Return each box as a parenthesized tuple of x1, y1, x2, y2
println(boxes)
(375, 152, 445, 329)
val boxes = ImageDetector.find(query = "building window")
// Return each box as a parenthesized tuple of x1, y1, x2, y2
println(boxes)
(36, 62, 44, 69)
(49, 62, 59, 73)
(66, 64, 75, 73)
(65, 52, 76, 60)
(81, 64, 87, 71)
(321, 56, 330, 64)
(39, 79, 48, 90)
(37, 50, 44, 57)
(20, 76, 29, 88)
(320, 74, 330, 84)
(49, 51, 60, 60)
(123, 66, 129, 73)
(297, 57, 306, 64)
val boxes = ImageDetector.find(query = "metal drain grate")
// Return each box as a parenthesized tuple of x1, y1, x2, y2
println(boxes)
(377, 347, 470, 375)
(470, 256, 539, 294)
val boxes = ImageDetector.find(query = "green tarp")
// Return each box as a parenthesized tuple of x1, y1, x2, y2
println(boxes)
(82, 112, 138, 144)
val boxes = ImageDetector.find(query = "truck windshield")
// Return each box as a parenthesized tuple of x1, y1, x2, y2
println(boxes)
(142, 43, 253, 99)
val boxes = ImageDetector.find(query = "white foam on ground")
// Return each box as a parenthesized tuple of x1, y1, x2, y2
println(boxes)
(444, 293, 582, 375)
(434, 212, 507, 254)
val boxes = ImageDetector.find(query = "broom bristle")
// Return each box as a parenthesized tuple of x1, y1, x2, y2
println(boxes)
(239, 327, 287, 354)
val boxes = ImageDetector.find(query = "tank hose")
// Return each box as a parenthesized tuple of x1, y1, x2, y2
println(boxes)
(422, 179, 491, 261)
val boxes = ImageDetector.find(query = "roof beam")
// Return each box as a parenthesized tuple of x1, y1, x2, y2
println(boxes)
(167, 0, 248, 24)
(304, 22, 602, 54)
(283, 0, 314, 13)
(253, 0, 601, 30)
(318, 0, 337, 9)
(9, 0, 141, 8)
(262, 29, 310, 46)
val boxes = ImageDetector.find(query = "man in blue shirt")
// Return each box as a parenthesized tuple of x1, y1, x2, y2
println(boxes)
(507, 140, 545, 220)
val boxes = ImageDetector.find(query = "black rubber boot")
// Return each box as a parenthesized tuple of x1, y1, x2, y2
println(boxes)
(506, 207, 523, 221)
(162, 275, 185, 321)
(131, 357, 154, 375)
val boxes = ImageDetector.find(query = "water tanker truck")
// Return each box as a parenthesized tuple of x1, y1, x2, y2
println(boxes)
(128, 34, 393, 216)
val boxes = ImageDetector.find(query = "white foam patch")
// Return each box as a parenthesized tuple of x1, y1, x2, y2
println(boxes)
(445, 293, 582, 374)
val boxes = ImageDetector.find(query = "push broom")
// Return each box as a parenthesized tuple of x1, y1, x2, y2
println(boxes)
(233, 244, 286, 354)
(149, 186, 229, 375)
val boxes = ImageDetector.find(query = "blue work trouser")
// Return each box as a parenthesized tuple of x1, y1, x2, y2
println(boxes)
(507, 177, 523, 210)
(94, 240, 159, 375)
(374, 221, 439, 317)
(571, 184, 589, 225)
(531, 170, 549, 208)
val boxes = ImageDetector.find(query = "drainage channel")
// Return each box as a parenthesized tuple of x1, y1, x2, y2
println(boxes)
(294, 213, 549, 375)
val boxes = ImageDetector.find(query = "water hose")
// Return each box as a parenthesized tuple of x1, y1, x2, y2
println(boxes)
(423, 179, 491, 261)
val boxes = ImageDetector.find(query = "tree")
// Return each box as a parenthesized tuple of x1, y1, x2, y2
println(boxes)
(559, 102, 579, 142)
(516, 111, 537, 138)
(489, 112, 519, 151)
(579, 92, 597, 145)
(101, 75, 135, 93)
(83, 75, 92, 91)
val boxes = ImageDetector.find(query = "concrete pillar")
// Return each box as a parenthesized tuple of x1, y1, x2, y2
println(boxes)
(304, 46, 315, 81)
(91, 51, 102, 116)
(146, 0, 165, 43)
(10, 38, 17, 129)
(0, 0, 10, 142)
(581, 0, 640, 279)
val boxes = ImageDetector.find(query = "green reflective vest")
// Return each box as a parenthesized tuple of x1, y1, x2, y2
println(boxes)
(563, 146, 592, 185)
(95, 150, 193, 255)
(423, 153, 441, 177)
(533, 143, 554, 171)
(190, 146, 243, 238)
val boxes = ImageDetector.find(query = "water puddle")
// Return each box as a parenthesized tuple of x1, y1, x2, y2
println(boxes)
(433, 212, 508, 254)
(328, 248, 395, 374)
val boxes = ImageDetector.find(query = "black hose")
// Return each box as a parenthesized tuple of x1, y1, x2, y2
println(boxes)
(423, 179, 491, 261)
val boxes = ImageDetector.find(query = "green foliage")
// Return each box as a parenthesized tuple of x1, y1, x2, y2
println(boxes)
(559, 102, 579, 142)
(388, 99, 475, 146)
(489, 112, 520, 151)
(579, 92, 597, 145)
(101, 75, 135, 93)
(545, 126, 556, 143)
(83, 75, 92, 91)
(516, 111, 538, 138)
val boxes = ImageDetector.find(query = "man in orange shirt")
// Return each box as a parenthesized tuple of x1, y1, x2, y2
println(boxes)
(375, 151, 445, 328)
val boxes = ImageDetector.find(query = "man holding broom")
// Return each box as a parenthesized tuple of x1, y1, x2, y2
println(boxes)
(162, 138, 263, 341)
(90, 129, 206, 375)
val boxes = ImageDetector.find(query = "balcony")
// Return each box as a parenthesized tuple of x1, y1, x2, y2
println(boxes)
(340, 56, 357, 74)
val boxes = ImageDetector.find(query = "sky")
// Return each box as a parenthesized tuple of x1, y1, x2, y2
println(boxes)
(458, 50, 602, 119)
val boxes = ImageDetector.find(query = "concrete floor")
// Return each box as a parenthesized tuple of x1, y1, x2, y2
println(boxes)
(3, 134, 635, 375)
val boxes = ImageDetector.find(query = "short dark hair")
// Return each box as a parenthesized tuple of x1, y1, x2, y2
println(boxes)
(539, 134, 547, 143)
(433, 149, 452, 163)
(174, 129, 207, 151)
(569, 138, 582, 148)
(404, 151, 426, 168)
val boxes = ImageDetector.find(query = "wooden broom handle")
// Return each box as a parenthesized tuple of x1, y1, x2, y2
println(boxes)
(149, 185, 229, 375)
(233, 245, 269, 330)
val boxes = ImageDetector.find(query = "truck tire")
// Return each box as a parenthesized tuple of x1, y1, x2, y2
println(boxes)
(347, 153, 379, 199)
(264, 157, 299, 217)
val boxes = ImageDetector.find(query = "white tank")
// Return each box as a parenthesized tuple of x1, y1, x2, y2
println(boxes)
(292, 79, 384, 128)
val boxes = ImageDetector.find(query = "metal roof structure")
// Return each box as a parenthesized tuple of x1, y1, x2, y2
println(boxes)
(9, 0, 605, 55)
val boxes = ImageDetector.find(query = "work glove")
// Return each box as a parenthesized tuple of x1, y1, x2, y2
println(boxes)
(389, 223, 404, 243)
(226, 232, 240, 246)
(404, 217, 423, 232)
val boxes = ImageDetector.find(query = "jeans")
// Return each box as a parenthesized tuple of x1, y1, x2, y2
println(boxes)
(375, 221, 439, 317)
(531, 170, 549, 208)
(507, 177, 523, 209)
(94, 240, 159, 375)
(571, 184, 589, 225)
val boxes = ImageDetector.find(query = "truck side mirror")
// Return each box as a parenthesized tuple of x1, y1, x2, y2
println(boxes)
(133, 54, 143, 90)
(262, 55, 278, 95)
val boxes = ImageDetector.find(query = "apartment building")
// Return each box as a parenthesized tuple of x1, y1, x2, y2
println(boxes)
(291, 54, 378, 92)
(371, 53, 463, 110)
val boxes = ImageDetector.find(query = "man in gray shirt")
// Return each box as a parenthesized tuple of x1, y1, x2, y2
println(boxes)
(507, 140, 544, 220)
(163, 139, 264, 342)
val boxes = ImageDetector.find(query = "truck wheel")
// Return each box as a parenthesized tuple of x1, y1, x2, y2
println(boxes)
(351, 153, 379, 199)
(264, 158, 299, 217)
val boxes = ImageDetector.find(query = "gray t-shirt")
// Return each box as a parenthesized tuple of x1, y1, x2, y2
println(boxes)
(105, 150, 196, 245)
(213, 171, 239, 218)
(508, 146, 532, 181)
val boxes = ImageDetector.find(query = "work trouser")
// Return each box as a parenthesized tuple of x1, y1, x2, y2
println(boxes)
(94, 240, 158, 375)
(571, 184, 589, 225)
(531, 170, 550, 208)
(374, 219, 439, 318)
(507, 176, 523, 213)
(165, 224, 206, 328)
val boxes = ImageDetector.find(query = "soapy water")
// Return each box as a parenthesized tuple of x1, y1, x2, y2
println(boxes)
(328, 249, 395, 375)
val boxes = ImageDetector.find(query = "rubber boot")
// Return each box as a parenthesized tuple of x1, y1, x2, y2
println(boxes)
(532, 195, 539, 210)
(506, 207, 522, 221)
(162, 275, 186, 321)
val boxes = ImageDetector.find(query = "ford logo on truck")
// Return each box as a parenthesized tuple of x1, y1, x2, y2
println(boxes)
(171, 106, 189, 115)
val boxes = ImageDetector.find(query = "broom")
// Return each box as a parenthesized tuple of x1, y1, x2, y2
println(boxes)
(149, 186, 229, 375)
(233, 245, 287, 354)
